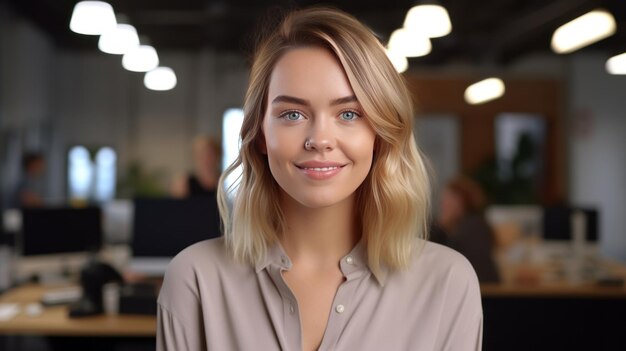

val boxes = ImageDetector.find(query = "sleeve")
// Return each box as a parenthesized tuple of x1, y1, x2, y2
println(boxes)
(157, 303, 203, 351)
(156, 251, 206, 351)
(445, 312, 483, 351)
(438, 253, 484, 351)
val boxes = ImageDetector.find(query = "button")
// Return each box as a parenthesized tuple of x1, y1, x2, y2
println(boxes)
(281, 256, 289, 265)
(345, 256, 354, 265)
(335, 304, 345, 313)
(290, 304, 295, 314)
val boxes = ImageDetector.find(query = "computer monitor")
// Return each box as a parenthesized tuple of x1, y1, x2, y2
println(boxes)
(542, 206, 599, 242)
(20, 207, 103, 256)
(129, 197, 221, 275)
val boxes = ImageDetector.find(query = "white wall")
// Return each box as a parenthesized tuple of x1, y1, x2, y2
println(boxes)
(0, 10, 248, 201)
(0, 12, 56, 205)
(48, 49, 248, 198)
(568, 53, 626, 261)
(0, 17, 54, 131)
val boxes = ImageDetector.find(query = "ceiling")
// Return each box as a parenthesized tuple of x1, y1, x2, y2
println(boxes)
(6, 0, 626, 66)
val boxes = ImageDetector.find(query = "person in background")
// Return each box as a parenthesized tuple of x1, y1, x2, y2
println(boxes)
(157, 7, 482, 351)
(170, 136, 221, 199)
(433, 175, 501, 283)
(9, 152, 46, 208)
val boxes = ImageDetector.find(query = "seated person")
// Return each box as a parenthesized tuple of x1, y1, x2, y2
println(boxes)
(9, 152, 46, 208)
(432, 176, 500, 283)
(170, 136, 221, 198)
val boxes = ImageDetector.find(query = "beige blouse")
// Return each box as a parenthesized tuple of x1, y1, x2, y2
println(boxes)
(157, 237, 482, 350)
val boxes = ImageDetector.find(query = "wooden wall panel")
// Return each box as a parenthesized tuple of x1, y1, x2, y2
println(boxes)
(404, 75, 565, 204)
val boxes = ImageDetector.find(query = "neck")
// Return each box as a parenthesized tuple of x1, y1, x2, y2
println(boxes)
(279, 192, 360, 271)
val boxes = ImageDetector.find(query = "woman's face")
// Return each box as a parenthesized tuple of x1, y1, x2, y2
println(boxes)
(262, 46, 376, 209)
(439, 187, 465, 223)
(194, 143, 219, 173)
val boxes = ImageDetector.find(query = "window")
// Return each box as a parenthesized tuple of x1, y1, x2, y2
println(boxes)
(222, 108, 244, 196)
(68, 146, 117, 202)
(68, 146, 93, 201)
(94, 147, 116, 202)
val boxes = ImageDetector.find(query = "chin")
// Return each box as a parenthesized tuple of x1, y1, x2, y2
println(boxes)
(287, 189, 355, 209)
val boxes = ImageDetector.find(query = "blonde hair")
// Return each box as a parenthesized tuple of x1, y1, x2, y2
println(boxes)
(218, 7, 431, 275)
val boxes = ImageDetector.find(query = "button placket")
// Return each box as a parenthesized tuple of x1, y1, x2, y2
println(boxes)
(317, 276, 360, 351)
(267, 264, 301, 351)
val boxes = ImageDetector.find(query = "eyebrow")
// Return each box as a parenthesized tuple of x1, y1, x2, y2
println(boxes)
(271, 95, 358, 106)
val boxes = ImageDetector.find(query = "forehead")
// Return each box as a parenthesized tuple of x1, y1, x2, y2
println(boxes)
(267, 46, 355, 102)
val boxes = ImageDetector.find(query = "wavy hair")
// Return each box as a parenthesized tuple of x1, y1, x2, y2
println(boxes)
(217, 7, 431, 275)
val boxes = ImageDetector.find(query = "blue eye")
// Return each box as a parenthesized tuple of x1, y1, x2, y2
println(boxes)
(284, 111, 303, 121)
(340, 111, 358, 121)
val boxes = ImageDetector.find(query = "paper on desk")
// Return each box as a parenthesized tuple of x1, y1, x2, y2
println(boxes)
(0, 303, 20, 321)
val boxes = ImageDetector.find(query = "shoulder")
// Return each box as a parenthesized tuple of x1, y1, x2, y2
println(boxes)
(458, 214, 492, 233)
(163, 237, 236, 282)
(415, 240, 475, 271)
(169, 237, 227, 267)
(410, 240, 481, 302)
(159, 237, 233, 304)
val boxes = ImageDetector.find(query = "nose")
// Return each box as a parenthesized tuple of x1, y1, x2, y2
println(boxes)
(304, 116, 335, 152)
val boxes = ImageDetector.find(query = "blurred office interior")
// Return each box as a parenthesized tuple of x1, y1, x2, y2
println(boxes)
(1, 0, 626, 350)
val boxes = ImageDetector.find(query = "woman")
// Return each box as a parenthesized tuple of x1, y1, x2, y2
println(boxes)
(170, 136, 221, 199)
(434, 176, 501, 283)
(158, 7, 482, 351)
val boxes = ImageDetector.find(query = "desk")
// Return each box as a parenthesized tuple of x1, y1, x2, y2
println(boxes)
(0, 284, 155, 337)
(480, 259, 626, 351)
(481, 281, 626, 298)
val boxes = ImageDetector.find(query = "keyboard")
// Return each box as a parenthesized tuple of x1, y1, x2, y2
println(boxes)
(41, 287, 82, 306)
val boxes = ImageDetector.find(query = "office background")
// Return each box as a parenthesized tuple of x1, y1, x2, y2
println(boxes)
(1, 0, 626, 350)
(2, 0, 625, 261)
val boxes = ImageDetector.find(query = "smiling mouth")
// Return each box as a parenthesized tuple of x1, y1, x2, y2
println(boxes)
(297, 165, 343, 171)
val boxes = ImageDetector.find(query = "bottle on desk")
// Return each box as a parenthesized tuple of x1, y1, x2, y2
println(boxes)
(571, 210, 586, 259)
(565, 210, 587, 284)
(0, 245, 13, 292)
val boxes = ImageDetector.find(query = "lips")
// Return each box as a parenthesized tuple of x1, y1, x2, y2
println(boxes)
(301, 166, 340, 171)
(296, 160, 346, 169)
(295, 161, 347, 180)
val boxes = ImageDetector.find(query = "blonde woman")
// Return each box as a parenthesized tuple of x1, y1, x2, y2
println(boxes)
(158, 7, 482, 351)
(170, 136, 222, 199)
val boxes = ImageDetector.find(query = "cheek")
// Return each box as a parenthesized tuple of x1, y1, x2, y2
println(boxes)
(263, 119, 303, 170)
(265, 129, 298, 159)
(347, 128, 376, 166)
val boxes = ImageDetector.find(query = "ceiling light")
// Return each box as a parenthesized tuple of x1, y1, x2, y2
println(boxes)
(388, 28, 431, 58)
(98, 24, 140, 55)
(385, 49, 408, 73)
(464, 78, 505, 105)
(404, 4, 452, 38)
(606, 52, 626, 74)
(551, 9, 616, 54)
(144, 67, 177, 91)
(69, 1, 117, 35)
(122, 45, 159, 72)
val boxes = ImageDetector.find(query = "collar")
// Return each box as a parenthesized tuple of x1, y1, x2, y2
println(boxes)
(255, 238, 388, 286)
(255, 239, 291, 273)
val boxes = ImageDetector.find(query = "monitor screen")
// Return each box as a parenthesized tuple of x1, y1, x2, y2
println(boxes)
(131, 197, 221, 259)
(542, 206, 599, 242)
(20, 207, 103, 256)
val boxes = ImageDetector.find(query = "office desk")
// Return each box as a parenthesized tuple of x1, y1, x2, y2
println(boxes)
(480, 259, 626, 351)
(0, 284, 155, 337)
(481, 281, 626, 298)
